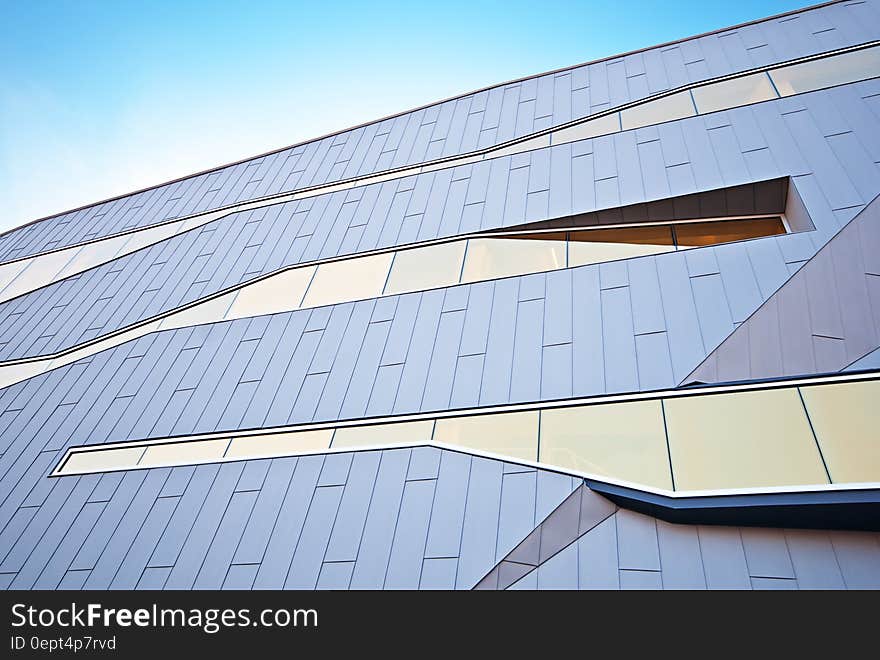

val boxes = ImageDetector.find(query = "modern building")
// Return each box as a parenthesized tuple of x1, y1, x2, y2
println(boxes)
(1, 0, 879, 591)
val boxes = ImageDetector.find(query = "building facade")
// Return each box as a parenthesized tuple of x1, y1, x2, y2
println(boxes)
(1, 0, 879, 590)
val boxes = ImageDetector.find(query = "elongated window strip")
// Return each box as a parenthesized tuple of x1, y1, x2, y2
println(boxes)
(0, 215, 786, 392)
(52, 373, 880, 494)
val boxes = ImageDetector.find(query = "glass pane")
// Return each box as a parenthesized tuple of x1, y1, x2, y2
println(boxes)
(569, 226, 674, 245)
(432, 411, 539, 461)
(460, 238, 566, 283)
(226, 429, 333, 459)
(0, 259, 31, 296)
(384, 241, 466, 295)
(501, 231, 568, 242)
(138, 438, 230, 468)
(539, 401, 672, 489)
(692, 73, 777, 114)
(332, 420, 435, 448)
(0, 249, 76, 303)
(61, 446, 145, 474)
(568, 226, 675, 267)
(301, 252, 393, 308)
(673, 217, 785, 247)
(619, 91, 695, 131)
(770, 46, 880, 96)
(550, 112, 621, 145)
(158, 292, 237, 330)
(55, 234, 131, 281)
(226, 266, 316, 320)
(664, 389, 828, 491)
(799, 381, 880, 483)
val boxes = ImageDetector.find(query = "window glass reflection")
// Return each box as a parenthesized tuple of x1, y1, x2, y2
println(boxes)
(692, 73, 777, 114)
(539, 401, 672, 489)
(664, 389, 828, 491)
(384, 242, 466, 295)
(770, 47, 880, 96)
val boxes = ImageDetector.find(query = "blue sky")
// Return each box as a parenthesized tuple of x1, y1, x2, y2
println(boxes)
(0, 0, 809, 232)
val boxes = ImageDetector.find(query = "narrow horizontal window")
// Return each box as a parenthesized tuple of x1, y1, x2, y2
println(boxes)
(383, 242, 466, 296)
(799, 381, 880, 483)
(331, 420, 435, 448)
(460, 237, 565, 284)
(52, 374, 878, 493)
(664, 389, 829, 491)
(619, 91, 696, 131)
(228, 430, 331, 458)
(539, 400, 672, 489)
(770, 46, 880, 96)
(138, 438, 230, 468)
(301, 252, 393, 308)
(432, 411, 539, 461)
(691, 73, 778, 114)
(567, 226, 676, 267)
(673, 216, 786, 246)
(226, 266, 315, 320)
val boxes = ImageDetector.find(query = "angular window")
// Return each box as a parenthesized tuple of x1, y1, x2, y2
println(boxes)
(664, 389, 828, 491)
(225, 429, 332, 459)
(460, 237, 565, 283)
(225, 266, 315, 320)
(432, 411, 539, 461)
(619, 91, 696, 131)
(60, 446, 146, 475)
(568, 226, 675, 267)
(301, 252, 393, 309)
(672, 217, 785, 247)
(158, 292, 237, 330)
(799, 381, 880, 483)
(138, 438, 230, 468)
(550, 112, 622, 145)
(332, 420, 435, 448)
(384, 241, 466, 295)
(691, 73, 778, 114)
(539, 401, 672, 489)
(770, 46, 880, 96)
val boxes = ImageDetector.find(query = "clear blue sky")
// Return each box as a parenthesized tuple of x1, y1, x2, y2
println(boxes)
(0, 0, 810, 232)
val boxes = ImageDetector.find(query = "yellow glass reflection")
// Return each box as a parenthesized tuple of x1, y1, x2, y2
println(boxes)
(226, 429, 332, 459)
(664, 389, 829, 491)
(331, 420, 435, 448)
(61, 446, 145, 474)
(383, 241, 466, 295)
(691, 73, 777, 114)
(770, 47, 880, 96)
(460, 238, 566, 284)
(138, 438, 230, 468)
(799, 381, 880, 483)
(619, 91, 696, 131)
(673, 217, 785, 247)
(226, 266, 316, 320)
(432, 411, 539, 461)
(539, 401, 673, 489)
(301, 253, 393, 308)
(568, 226, 675, 267)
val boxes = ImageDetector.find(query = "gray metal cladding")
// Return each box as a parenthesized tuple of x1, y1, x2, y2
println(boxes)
(1, 3, 880, 592)
(0, 0, 876, 263)
(0, 447, 580, 590)
(687, 192, 880, 383)
(2, 79, 880, 363)
(480, 485, 880, 590)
